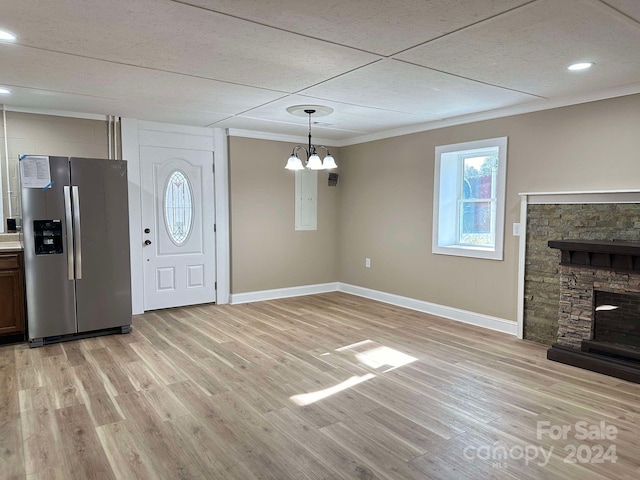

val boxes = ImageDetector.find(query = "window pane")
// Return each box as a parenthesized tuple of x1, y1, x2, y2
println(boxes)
(460, 200, 495, 246)
(164, 170, 193, 246)
(463, 156, 495, 200)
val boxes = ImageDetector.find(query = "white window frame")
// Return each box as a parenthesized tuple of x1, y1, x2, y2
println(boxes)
(432, 136, 508, 260)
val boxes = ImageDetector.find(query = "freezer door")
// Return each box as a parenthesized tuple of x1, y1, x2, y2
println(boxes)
(70, 158, 132, 332)
(22, 156, 77, 340)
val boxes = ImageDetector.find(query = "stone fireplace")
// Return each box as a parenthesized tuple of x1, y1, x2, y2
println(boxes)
(547, 240, 640, 383)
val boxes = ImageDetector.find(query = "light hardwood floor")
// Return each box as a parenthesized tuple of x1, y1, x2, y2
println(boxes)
(1, 292, 638, 479)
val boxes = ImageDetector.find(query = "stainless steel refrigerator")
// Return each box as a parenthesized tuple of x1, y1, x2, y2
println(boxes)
(21, 156, 132, 347)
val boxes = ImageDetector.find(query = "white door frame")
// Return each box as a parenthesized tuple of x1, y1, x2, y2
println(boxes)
(121, 119, 230, 314)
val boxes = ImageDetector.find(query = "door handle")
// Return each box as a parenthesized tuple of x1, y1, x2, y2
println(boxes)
(144, 240, 152, 246)
(64, 186, 74, 280)
(72, 186, 82, 279)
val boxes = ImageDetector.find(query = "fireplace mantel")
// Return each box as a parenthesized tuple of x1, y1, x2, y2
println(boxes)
(548, 239, 640, 272)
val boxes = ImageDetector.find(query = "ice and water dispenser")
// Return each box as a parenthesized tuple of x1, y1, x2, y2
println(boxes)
(33, 220, 64, 255)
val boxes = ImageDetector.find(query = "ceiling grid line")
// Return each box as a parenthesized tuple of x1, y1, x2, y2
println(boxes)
(385, 0, 541, 58)
(391, 59, 548, 100)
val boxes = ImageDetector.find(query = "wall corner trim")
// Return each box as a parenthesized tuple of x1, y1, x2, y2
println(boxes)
(229, 281, 517, 336)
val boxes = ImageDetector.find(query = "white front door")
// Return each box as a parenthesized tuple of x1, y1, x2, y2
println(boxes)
(141, 146, 216, 310)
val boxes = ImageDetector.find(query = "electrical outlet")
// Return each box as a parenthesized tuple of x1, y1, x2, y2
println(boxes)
(365, 258, 371, 268)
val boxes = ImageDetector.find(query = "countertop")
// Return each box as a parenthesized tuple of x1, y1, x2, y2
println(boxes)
(0, 241, 22, 252)
(0, 233, 22, 252)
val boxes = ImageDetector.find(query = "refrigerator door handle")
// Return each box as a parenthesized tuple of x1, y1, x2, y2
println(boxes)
(63, 186, 75, 280)
(72, 186, 83, 279)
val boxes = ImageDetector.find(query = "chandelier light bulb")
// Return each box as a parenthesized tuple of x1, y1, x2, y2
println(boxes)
(285, 155, 304, 170)
(322, 154, 337, 169)
(307, 154, 323, 170)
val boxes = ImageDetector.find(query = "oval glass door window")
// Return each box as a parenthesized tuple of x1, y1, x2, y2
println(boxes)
(164, 170, 193, 246)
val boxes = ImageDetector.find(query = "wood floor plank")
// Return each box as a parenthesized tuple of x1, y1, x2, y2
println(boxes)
(409, 452, 482, 480)
(26, 465, 73, 480)
(21, 407, 65, 475)
(119, 359, 163, 391)
(0, 363, 20, 420)
(0, 416, 26, 480)
(85, 348, 137, 397)
(319, 421, 428, 480)
(54, 404, 116, 480)
(96, 420, 163, 480)
(364, 406, 444, 453)
(128, 342, 188, 385)
(115, 391, 202, 480)
(265, 407, 384, 480)
(163, 412, 241, 476)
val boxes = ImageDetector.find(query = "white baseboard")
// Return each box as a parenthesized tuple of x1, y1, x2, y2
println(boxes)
(229, 282, 339, 304)
(229, 281, 517, 336)
(337, 283, 517, 336)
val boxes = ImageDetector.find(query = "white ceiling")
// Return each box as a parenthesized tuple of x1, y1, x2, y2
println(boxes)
(1, 0, 640, 145)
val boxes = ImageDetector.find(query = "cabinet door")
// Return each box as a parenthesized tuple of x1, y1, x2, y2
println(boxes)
(0, 258, 25, 336)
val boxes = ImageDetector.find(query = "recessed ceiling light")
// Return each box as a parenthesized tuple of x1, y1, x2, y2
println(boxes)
(0, 30, 16, 41)
(568, 62, 594, 71)
(0, 88, 10, 95)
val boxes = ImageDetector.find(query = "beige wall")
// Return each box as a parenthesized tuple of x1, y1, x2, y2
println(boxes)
(1, 112, 108, 221)
(338, 94, 640, 321)
(229, 137, 341, 293)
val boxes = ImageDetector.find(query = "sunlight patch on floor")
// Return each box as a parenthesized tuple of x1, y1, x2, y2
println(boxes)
(289, 374, 376, 406)
(356, 346, 417, 373)
(289, 340, 417, 406)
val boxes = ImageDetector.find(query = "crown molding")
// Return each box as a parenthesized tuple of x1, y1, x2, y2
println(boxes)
(226, 128, 342, 147)
(3, 105, 108, 121)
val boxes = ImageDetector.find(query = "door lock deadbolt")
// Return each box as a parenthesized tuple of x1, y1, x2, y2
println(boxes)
(144, 228, 150, 234)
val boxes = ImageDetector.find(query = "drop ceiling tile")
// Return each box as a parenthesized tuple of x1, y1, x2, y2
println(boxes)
(603, 0, 640, 22)
(3, 0, 378, 92)
(183, 0, 531, 55)
(300, 60, 538, 117)
(395, 0, 640, 97)
(0, 44, 285, 116)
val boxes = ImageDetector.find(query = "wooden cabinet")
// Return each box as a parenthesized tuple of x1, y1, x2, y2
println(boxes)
(0, 251, 25, 337)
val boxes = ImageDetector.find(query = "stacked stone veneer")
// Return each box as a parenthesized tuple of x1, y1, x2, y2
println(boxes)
(557, 266, 640, 349)
(524, 203, 640, 345)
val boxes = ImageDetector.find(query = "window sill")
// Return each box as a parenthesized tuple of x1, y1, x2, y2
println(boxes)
(433, 244, 503, 261)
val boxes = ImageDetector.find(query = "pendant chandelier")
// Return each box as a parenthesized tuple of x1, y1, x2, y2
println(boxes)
(285, 105, 337, 171)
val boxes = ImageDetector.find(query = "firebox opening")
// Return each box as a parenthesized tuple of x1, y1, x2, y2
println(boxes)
(593, 290, 640, 348)
(581, 290, 640, 364)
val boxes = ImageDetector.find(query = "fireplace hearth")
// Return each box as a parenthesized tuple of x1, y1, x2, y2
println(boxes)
(547, 240, 640, 383)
